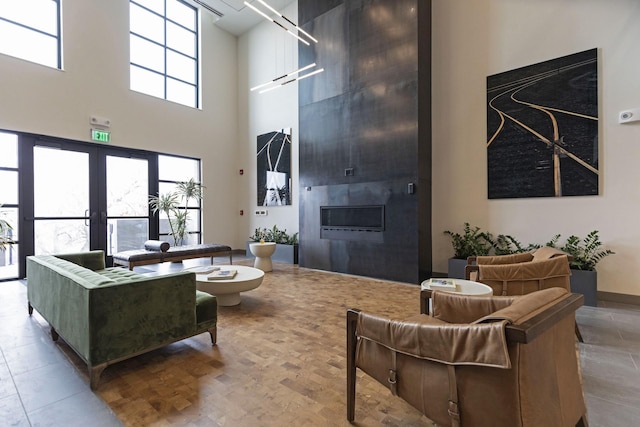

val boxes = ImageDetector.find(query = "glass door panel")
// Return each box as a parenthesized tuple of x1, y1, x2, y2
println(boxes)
(0, 206, 18, 280)
(33, 146, 90, 254)
(106, 156, 149, 255)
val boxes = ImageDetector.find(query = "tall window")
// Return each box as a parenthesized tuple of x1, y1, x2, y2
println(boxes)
(129, 0, 200, 108)
(0, 132, 19, 280)
(0, 0, 61, 69)
(158, 155, 202, 245)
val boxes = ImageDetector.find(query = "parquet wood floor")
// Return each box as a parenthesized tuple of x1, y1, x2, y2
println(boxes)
(60, 261, 437, 426)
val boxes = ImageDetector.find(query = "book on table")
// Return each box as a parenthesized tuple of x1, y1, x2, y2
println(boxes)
(207, 269, 237, 280)
(427, 278, 457, 292)
(183, 266, 220, 274)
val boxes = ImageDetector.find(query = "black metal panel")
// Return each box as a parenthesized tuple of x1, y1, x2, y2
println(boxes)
(348, 77, 419, 183)
(298, 0, 431, 284)
(299, 4, 348, 107)
(348, 0, 419, 92)
(298, 0, 345, 27)
(299, 95, 350, 187)
(300, 180, 419, 282)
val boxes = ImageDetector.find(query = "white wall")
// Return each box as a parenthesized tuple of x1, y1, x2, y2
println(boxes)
(0, 0, 240, 248)
(237, 2, 299, 245)
(432, 0, 640, 296)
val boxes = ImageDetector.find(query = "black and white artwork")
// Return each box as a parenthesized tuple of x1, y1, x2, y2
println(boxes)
(257, 128, 292, 206)
(486, 48, 598, 199)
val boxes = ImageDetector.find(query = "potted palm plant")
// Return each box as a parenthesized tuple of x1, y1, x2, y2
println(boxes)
(148, 178, 204, 246)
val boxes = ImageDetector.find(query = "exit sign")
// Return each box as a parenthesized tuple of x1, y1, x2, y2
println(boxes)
(91, 128, 111, 143)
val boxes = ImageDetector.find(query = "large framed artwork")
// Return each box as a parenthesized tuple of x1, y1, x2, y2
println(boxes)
(486, 48, 598, 199)
(257, 128, 292, 206)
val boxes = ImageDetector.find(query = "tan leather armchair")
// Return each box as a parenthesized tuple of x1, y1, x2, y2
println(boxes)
(465, 246, 572, 285)
(347, 288, 588, 427)
(464, 249, 583, 342)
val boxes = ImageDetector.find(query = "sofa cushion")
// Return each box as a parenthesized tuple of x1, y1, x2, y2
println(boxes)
(96, 267, 145, 283)
(37, 255, 115, 288)
(195, 290, 217, 327)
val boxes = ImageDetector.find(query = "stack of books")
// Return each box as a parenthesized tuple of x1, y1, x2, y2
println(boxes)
(183, 266, 220, 274)
(427, 278, 457, 292)
(207, 269, 237, 280)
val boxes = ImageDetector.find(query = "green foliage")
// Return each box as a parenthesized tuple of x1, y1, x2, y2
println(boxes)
(487, 234, 540, 255)
(443, 223, 492, 259)
(148, 178, 205, 246)
(0, 204, 13, 251)
(249, 225, 298, 245)
(445, 224, 614, 270)
(547, 230, 615, 271)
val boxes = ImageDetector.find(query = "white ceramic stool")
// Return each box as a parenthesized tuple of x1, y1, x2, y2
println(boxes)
(249, 242, 276, 272)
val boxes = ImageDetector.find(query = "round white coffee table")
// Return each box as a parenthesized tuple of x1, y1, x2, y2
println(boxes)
(421, 278, 493, 296)
(196, 265, 265, 306)
(249, 242, 276, 272)
(421, 279, 493, 314)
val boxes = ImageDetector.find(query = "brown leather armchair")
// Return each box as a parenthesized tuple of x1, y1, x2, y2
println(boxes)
(465, 246, 572, 286)
(347, 288, 588, 427)
(465, 248, 583, 342)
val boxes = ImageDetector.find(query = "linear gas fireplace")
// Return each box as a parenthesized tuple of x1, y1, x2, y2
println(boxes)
(320, 205, 385, 242)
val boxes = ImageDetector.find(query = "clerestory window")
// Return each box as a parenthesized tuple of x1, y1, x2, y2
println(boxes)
(0, 0, 61, 69)
(129, 0, 200, 108)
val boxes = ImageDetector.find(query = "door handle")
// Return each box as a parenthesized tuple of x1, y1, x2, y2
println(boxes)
(84, 211, 98, 226)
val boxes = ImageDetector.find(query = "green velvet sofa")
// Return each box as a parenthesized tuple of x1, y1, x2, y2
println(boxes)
(26, 250, 217, 389)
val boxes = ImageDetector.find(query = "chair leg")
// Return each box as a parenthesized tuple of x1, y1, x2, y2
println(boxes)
(575, 322, 584, 343)
(208, 326, 217, 345)
(576, 413, 589, 427)
(89, 364, 107, 390)
(347, 309, 359, 422)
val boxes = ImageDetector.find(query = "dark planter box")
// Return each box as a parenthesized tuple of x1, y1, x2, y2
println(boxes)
(447, 258, 467, 279)
(570, 269, 597, 307)
(246, 241, 299, 264)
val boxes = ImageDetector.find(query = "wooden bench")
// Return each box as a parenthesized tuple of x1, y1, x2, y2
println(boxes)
(112, 243, 233, 270)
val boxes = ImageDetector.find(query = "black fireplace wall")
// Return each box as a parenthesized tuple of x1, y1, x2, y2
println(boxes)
(298, 0, 431, 284)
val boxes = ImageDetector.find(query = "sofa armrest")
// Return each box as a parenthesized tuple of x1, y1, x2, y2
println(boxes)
(55, 250, 106, 271)
(87, 271, 198, 365)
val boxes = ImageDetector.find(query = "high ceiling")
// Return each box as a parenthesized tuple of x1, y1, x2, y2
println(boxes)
(192, 0, 295, 36)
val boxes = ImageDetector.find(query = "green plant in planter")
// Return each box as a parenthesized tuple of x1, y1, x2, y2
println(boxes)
(487, 234, 540, 255)
(148, 178, 204, 246)
(0, 204, 13, 251)
(249, 225, 298, 245)
(444, 223, 492, 259)
(546, 230, 614, 271)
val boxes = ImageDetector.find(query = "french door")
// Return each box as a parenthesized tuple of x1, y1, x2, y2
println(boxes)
(23, 137, 158, 273)
(1, 131, 201, 281)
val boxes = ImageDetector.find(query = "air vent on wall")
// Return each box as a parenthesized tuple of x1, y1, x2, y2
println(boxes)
(190, 0, 224, 18)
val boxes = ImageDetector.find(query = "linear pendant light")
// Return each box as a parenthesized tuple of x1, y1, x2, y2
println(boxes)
(251, 63, 317, 91)
(259, 68, 324, 94)
(243, 1, 317, 46)
(256, 0, 318, 43)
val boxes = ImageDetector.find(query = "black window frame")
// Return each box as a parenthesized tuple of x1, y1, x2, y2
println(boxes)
(129, 0, 200, 108)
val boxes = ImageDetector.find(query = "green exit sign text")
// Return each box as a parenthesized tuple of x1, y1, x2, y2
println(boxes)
(91, 129, 111, 143)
